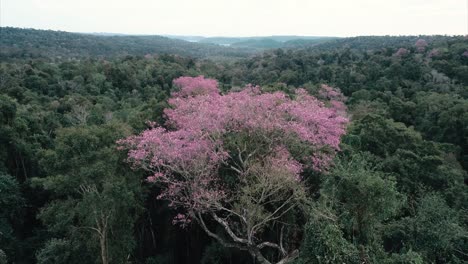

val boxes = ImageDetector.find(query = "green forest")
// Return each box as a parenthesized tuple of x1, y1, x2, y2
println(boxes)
(0, 27, 467, 264)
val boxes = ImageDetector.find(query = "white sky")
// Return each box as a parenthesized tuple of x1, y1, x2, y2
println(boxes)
(1, 0, 467, 37)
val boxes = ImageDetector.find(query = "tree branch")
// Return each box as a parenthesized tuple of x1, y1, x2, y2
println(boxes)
(211, 212, 250, 245)
(276, 250, 299, 264)
(195, 213, 244, 250)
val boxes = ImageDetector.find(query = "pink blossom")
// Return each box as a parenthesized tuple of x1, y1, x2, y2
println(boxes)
(172, 75, 219, 98)
(427, 48, 440, 58)
(172, 213, 191, 227)
(394, 48, 410, 57)
(119, 77, 349, 225)
(317, 84, 347, 117)
(266, 146, 303, 181)
(415, 39, 428, 52)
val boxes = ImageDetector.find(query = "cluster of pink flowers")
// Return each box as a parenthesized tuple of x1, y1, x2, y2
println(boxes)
(166, 85, 347, 153)
(172, 213, 192, 227)
(172, 75, 219, 98)
(415, 39, 428, 52)
(427, 48, 440, 58)
(394, 48, 410, 57)
(265, 146, 304, 181)
(119, 76, 349, 224)
(119, 126, 228, 213)
(318, 84, 347, 116)
(319, 84, 343, 100)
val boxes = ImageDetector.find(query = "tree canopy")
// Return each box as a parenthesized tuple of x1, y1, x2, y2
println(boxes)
(0, 28, 466, 264)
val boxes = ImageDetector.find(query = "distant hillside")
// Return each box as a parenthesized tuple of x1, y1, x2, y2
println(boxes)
(165, 35, 339, 49)
(199, 37, 247, 45)
(310, 35, 465, 52)
(229, 37, 339, 50)
(0, 27, 253, 60)
(230, 38, 284, 49)
(283, 37, 339, 48)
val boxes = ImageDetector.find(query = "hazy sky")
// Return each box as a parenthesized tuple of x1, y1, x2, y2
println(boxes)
(1, 0, 467, 37)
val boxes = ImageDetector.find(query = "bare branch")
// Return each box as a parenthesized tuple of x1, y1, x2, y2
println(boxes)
(217, 205, 247, 224)
(195, 213, 245, 250)
(211, 212, 250, 245)
(251, 194, 297, 238)
(257, 241, 282, 251)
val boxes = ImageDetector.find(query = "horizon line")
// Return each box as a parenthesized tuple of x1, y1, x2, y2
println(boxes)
(2, 26, 466, 39)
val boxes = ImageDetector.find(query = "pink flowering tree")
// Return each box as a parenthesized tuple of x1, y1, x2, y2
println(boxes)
(394, 48, 410, 57)
(119, 76, 348, 264)
(172, 75, 219, 97)
(427, 48, 440, 58)
(318, 84, 347, 116)
(415, 39, 428, 52)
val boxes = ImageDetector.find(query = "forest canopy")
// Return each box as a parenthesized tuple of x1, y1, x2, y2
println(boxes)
(0, 28, 467, 264)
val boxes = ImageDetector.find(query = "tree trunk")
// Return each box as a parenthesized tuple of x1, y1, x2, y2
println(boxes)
(100, 229, 108, 264)
(250, 248, 271, 264)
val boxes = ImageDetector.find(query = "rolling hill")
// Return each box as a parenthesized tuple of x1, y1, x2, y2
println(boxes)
(0, 27, 253, 60)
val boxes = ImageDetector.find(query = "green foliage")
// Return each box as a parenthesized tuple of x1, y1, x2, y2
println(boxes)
(0, 29, 467, 263)
(345, 114, 465, 194)
(324, 155, 404, 244)
(0, 173, 23, 261)
(386, 194, 467, 263)
(296, 213, 360, 264)
(413, 92, 468, 168)
(296, 154, 405, 263)
(0, 27, 251, 61)
(0, 173, 22, 218)
(35, 124, 143, 264)
(36, 239, 74, 264)
(386, 250, 424, 264)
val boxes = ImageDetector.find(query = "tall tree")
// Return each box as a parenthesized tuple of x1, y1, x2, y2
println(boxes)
(119, 76, 348, 264)
(35, 123, 142, 264)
